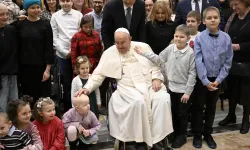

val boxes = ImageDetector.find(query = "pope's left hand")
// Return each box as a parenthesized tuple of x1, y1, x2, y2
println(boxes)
(152, 79, 162, 92)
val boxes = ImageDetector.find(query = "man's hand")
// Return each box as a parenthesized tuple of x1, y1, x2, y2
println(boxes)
(232, 44, 240, 51)
(206, 82, 218, 91)
(98, 104, 101, 109)
(181, 94, 190, 103)
(74, 88, 89, 97)
(83, 129, 90, 137)
(134, 46, 143, 55)
(0, 144, 4, 149)
(152, 79, 162, 92)
(42, 71, 50, 82)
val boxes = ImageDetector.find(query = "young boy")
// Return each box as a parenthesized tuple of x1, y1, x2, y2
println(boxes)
(0, 112, 32, 149)
(135, 24, 196, 148)
(192, 6, 233, 149)
(186, 11, 201, 49)
(62, 95, 101, 150)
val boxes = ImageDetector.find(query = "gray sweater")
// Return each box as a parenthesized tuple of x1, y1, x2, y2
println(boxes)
(142, 44, 196, 95)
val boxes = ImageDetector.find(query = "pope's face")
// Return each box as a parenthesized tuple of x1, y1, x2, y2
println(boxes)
(114, 32, 131, 54)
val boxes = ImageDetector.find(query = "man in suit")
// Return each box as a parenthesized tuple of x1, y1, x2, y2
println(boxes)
(101, 0, 146, 50)
(174, 0, 225, 31)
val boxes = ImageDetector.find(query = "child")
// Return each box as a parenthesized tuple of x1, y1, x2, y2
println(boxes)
(33, 97, 66, 150)
(71, 15, 103, 74)
(135, 24, 196, 148)
(0, 112, 32, 149)
(186, 11, 201, 49)
(7, 95, 43, 150)
(192, 6, 233, 149)
(71, 56, 101, 118)
(62, 94, 101, 150)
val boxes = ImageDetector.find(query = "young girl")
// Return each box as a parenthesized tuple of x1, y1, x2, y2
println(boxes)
(71, 56, 101, 118)
(7, 95, 43, 150)
(33, 97, 66, 150)
(136, 25, 196, 149)
(71, 15, 103, 75)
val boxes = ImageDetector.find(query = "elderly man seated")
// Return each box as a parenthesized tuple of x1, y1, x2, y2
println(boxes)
(76, 28, 173, 150)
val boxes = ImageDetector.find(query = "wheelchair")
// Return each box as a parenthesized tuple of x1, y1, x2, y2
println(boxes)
(104, 79, 172, 150)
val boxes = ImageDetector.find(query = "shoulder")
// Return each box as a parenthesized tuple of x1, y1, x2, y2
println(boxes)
(53, 116, 63, 124)
(177, 0, 188, 6)
(72, 9, 83, 16)
(52, 10, 62, 17)
(5, 24, 17, 32)
(92, 30, 100, 36)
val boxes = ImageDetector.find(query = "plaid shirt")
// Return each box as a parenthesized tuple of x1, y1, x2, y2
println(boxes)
(2, 0, 20, 24)
(71, 30, 103, 73)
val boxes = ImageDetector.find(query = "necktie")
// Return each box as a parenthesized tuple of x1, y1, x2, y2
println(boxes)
(194, 0, 200, 14)
(209, 33, 219, 38)
(126, 7, 132, 29)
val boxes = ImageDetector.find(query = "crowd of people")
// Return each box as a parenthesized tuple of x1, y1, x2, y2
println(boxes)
(0, 0, 249, 149)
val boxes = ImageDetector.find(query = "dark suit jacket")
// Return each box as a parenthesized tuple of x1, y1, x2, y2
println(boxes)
(174, 0, 225, 31)
(101, 0, 146, 49)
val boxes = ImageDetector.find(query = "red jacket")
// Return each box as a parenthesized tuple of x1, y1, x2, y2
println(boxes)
(33, 116, 66, 150)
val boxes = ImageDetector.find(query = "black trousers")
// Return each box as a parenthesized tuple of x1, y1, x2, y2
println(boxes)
(169, 90, 191, 136)
(192, 78, 220, 137)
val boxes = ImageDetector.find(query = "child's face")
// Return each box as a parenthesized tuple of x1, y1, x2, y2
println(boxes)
(203, 10, 220, 32)
(79, 62, 90, 78)
(39, 104, 56, 122)
(174, 31, 190, 49)
(76, 100, 90, 116)
(186, 17, 200, 33)
(81, 22, 93, 35)
(0, 117, 12, 138)
(60, 0, 73, 12)
(17, 104, 32, 125)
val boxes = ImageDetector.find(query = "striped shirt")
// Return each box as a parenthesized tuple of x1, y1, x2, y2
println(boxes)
(0, 126, 32, 150)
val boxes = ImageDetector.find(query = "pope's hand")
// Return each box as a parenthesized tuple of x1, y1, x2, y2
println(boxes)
(152, 79, 162, 92)
(74, 88, 89, 97)
(134, 46, 143, 54)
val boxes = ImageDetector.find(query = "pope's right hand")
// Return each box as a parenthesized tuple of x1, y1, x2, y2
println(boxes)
(74, 88, 89, 97)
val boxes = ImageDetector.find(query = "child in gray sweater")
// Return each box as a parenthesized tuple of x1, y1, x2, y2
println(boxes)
(135, 24, 196, 149)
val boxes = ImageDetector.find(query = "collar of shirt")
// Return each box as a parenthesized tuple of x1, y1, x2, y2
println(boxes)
(123, 4, 133, 13)
(93, 10, 103, 18)
(62, 9, 73, 15)
(174, 44, 189, 53)
(8, 125, 16, 136)
(205, 28, 220, 37)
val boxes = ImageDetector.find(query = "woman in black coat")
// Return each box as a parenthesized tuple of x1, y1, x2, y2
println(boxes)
(145, 0, 176, 55)
(218, 0, 250, 134)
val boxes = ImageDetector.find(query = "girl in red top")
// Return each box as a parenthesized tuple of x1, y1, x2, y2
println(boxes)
(33, 97, 66, 150)
(71, 15, 103, 75)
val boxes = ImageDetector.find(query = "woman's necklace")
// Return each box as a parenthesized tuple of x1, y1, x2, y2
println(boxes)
(0, 28, 4, 37)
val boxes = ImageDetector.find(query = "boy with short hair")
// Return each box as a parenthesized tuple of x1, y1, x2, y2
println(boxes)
(135, 24, 196, 149)
(0, 112, 32, 149)
(186, 11, 201, 49)
(192, 6, 233, 149)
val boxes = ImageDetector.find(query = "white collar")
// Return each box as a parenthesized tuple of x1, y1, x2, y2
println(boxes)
(174, 44, 189, 54)
(123, 4, 133, 11)
(8, 125, 16, 136)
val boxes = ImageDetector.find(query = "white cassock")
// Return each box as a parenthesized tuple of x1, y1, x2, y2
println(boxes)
(84, 41, 173, 147)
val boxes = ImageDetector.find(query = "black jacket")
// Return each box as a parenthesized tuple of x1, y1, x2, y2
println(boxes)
(101, 0, 146, 50)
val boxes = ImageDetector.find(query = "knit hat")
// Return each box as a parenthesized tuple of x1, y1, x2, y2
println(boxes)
(23, 0, 41, 10)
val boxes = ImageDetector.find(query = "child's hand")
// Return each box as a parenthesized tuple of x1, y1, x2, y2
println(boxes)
(83, 129, 90, 137)
(181, 94, 190, 103)
(206, 82, 218, 91)
(78, 126, 85, 134)
(134, 46, 143, 54)
(98, 104, 101, 109)
(0, 144, 4, 149)
(18, 15, 27, 21)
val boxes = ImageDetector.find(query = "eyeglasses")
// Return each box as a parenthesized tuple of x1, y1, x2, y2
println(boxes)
(114, 41, 127, 46)
(230, 2, 242, 8)
(145, 4, 153, 7)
